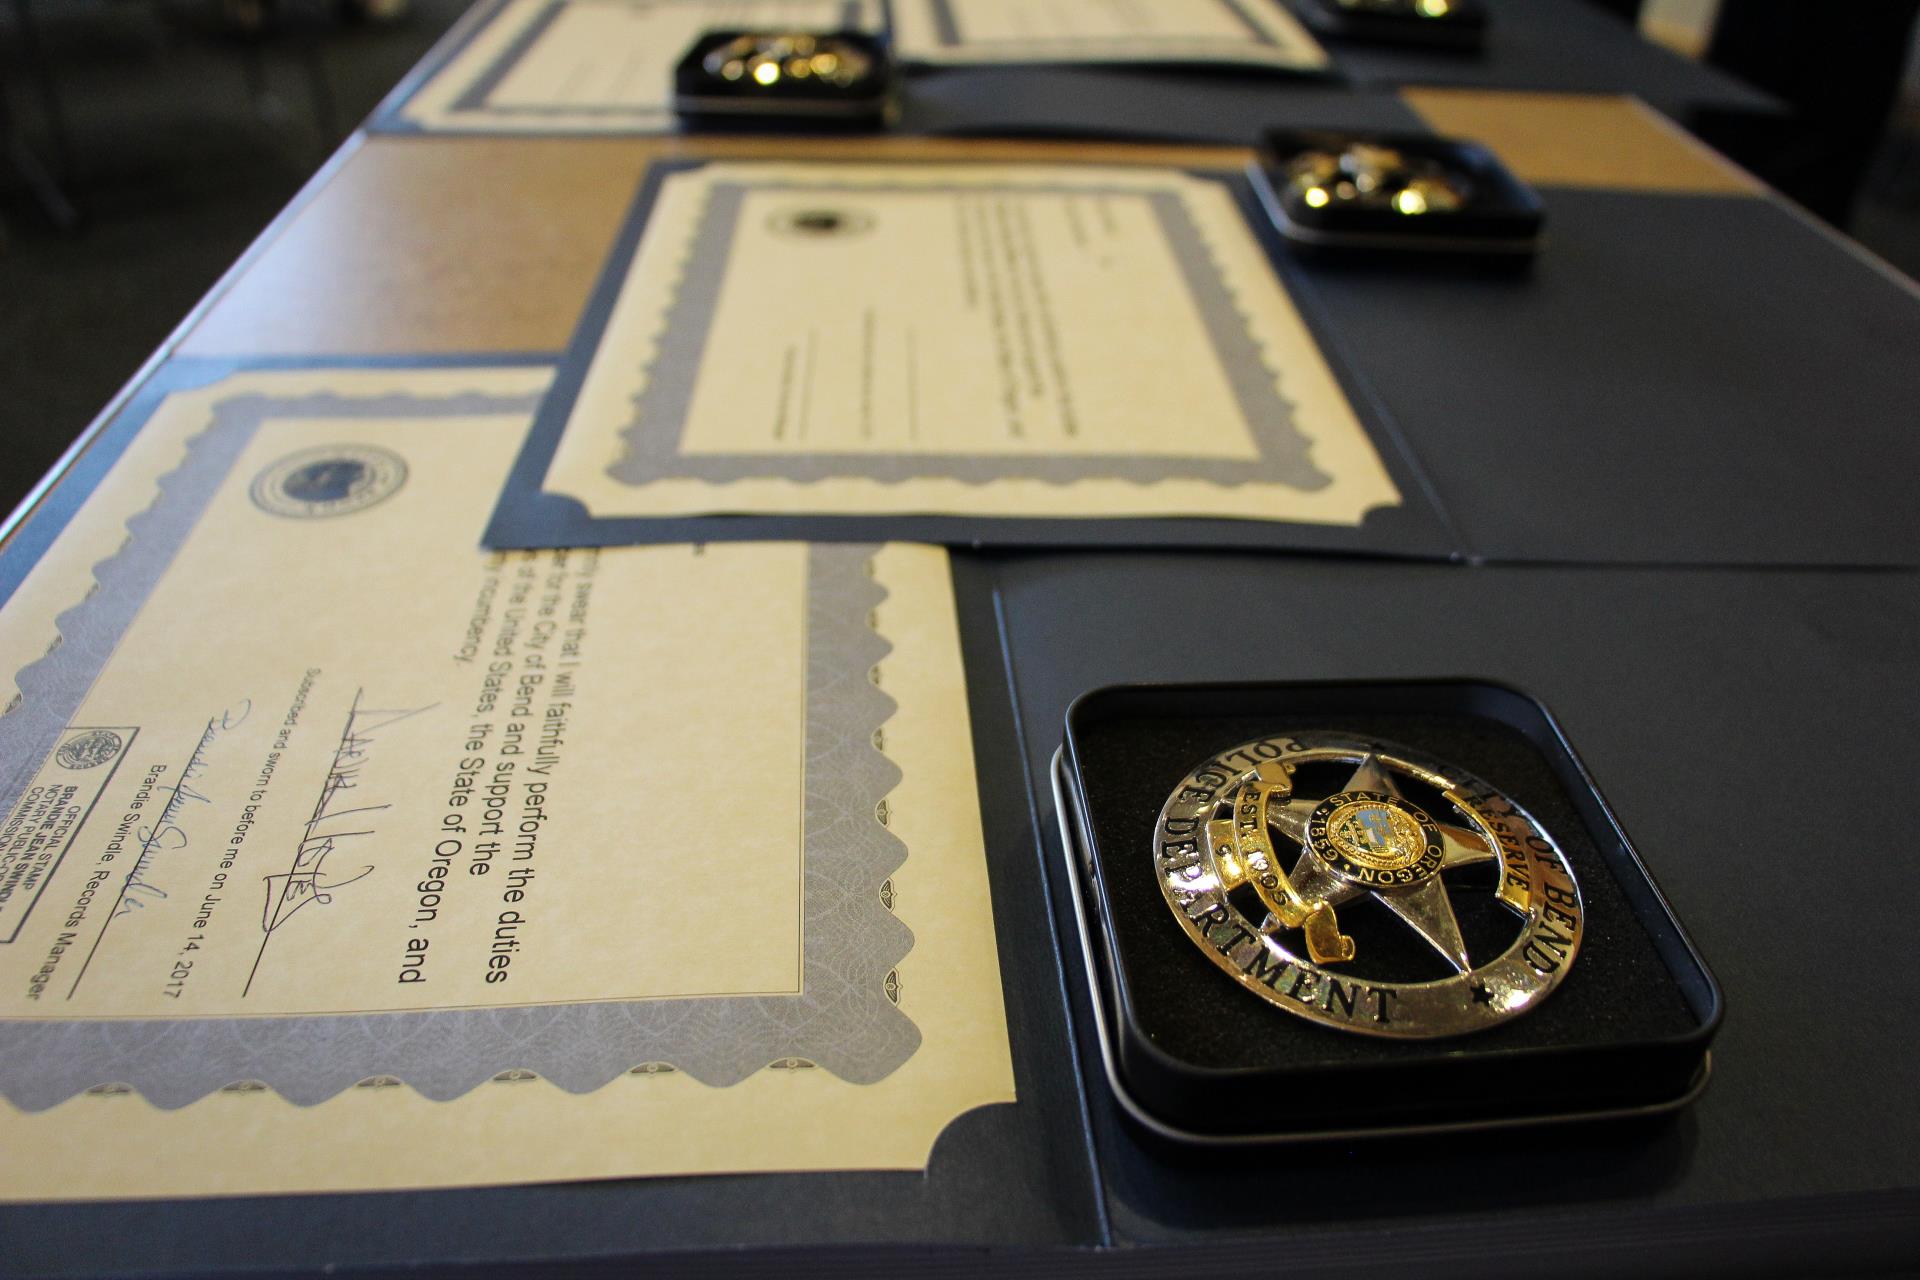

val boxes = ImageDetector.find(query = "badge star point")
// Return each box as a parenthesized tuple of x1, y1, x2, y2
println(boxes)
(1268, 796, 1316, 847)
(1343, 752, 1398, 797)
(1438, 822, 1494, 868)
(1378, 878, 1471, 973)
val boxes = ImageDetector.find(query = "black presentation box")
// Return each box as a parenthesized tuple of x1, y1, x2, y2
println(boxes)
(673, 29, 896, 128)
(1054, 679, 1721, 1145)
(1252, 127, 1543, 256)
(1299, 0, 1490, 52)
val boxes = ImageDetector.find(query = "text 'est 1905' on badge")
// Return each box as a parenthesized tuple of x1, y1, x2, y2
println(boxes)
(1154, 733, 1583, 1039)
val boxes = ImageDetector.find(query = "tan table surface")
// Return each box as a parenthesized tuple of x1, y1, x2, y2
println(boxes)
(172, 91, 1759, 361)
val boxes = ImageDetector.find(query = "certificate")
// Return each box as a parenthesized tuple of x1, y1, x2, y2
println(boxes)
(536, 161, 1400, 525)
(0, 368, 1012, 1198)
(891, 0, 1328, 71)
(395, 0, 879, 133)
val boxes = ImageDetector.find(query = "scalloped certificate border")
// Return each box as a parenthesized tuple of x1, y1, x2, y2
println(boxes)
(922, 0, 1276, 50)
(446, 0, 871, 122)
(611, 177, 1336, 490)
(0, 389, 918, 1111)
(895, 0, 1329, 69)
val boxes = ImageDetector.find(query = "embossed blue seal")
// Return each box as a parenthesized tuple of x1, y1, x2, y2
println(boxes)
(249, 445, 409, 519)
(767, 206, 875, 238)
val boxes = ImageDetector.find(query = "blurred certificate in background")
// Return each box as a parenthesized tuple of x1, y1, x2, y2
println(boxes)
(892, 0, 1328, 70)
(543, 162, 1399, 524)
(0, 368, 1010, 1198)
(396, 0, 880, 132)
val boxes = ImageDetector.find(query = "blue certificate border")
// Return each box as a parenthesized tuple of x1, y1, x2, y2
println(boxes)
(922, 0, 1278, 49)
(0, 376, 920, 1111)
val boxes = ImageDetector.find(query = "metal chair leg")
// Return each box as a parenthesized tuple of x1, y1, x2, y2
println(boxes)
(0, 65, 81, 232)
(298, 37, 340, 142)
(8, 0, 72, 180)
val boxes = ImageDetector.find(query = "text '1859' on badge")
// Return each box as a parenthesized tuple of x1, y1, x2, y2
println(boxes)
(1154, 733, 1582, 1038)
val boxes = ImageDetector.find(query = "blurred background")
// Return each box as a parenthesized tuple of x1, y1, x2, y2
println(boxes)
(2, 0, 1918, 520)
(0, 0, 464, 483)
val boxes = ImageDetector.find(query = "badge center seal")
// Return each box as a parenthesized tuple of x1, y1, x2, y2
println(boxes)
(1311, 791, 1443, 882)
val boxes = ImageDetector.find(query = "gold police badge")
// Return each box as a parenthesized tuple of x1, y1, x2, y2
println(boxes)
(1153, 733, 1582, 1038)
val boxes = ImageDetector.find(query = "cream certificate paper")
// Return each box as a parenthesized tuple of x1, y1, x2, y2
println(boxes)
(397, 0, 879, 133)
(0, 368, 1012, 1199)
(892, 0, 1327, 70)
(542, 161, 1400, 525)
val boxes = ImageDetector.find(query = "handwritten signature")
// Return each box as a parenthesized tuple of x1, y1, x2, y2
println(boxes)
(65, 702, 249, 1000)
(115, 702, 251, 918)
(242, 688, 434, 997)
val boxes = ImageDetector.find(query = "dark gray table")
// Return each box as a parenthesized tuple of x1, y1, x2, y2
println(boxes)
(0, 3, 1913, 1275)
